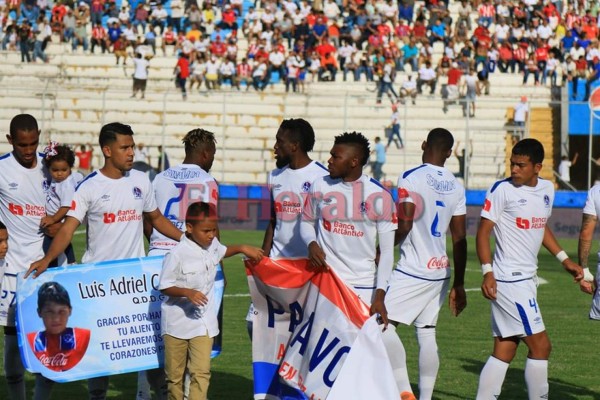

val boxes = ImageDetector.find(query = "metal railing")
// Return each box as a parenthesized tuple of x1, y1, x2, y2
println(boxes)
(1, 79, 566, 189)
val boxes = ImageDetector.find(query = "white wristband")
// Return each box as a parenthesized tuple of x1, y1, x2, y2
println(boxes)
(555, 250, 568, 263)
(583, 268, 595, 282)
(481, 263, 493, 275)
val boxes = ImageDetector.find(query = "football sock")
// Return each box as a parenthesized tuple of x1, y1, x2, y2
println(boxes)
(476, 356, 509, 399)
(4, 333, 25, 400)
(381, 327, 413, 394)
(416, 327, 438, 400)
(524, 358, 548, 399)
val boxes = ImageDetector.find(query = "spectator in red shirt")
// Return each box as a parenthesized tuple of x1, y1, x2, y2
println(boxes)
(75, 143, 94, 175)
(443, 62, 463, 113)
(534, 39, 549, 82)
(174, 53, 190, 100)
(210, 35, 226, 57)
(90, 23, 108, 54)
(513, 42, 528, 73)
(319, 52, 338, 81)
(498, 42, 514, 73)
(573, 55, 588, 98)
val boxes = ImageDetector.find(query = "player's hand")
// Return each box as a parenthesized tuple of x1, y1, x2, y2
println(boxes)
(307, 241, 328, 272)
(242, 246, 264, 262)
(25, 259, 50, 279)
(449, 285, 467, 316)
(370, 289, 389, 330)
(40, 215, 54, 229)
(562, 259, 584, 282)
(43, 221, 63, 237)
(481, 272, 497, 300)
(186, 289, 208, 306)
(579, 279, 594, 295)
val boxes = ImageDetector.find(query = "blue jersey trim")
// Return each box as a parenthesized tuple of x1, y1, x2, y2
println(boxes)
(353, 285, 376, 289)
(394, 268, 451, 282)
(402, 164, 426, 179)
(0, 153, 10, 160)
(76, 171, 98, 190)
(496, 277, 533, 283)
(369, 177, 386, 190)
(490, 178, 511, 193)
(314, 161, 328, 171)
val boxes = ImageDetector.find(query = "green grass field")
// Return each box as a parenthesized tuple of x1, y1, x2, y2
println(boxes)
(1, 231, 599, 399)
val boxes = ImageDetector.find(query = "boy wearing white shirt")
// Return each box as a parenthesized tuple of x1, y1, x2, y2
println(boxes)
(476, 138, 587, 399)
(159, 202, 263, 400)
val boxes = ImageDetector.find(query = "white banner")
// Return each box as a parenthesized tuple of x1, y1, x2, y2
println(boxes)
(246, 258, 399, 399)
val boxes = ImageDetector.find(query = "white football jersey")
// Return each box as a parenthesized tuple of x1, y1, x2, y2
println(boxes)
(0, 152, 46, 274)
(67, 169, 157, 263)
(303, 174, 397, 288)
(268, 161, 328, 258)
(45, 171, 84, 215)
(149, 164, 218, 253)
(396, 164, 466, 280)
(481, 178, 554, 281)
(583, 184, 600, 259)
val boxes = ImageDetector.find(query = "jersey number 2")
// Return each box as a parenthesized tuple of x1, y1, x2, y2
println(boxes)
(430, 201, 446, 237)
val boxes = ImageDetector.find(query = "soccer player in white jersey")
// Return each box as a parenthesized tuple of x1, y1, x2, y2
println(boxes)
(575, 185, 600, 318)
(300, 133, 404, 391)
(262, 118, 328, 258)
(137, 128, 219, 400)
(148, 129, 218, 255)
(27, 122, 184, 400)
(255, 119, 327, 397)
(385, 128, 467, 400)
(476, 138, 586, 400)
(0, 114, 51, 400)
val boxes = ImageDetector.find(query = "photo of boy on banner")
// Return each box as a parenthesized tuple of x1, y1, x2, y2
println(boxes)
(26, 282, 91, 372)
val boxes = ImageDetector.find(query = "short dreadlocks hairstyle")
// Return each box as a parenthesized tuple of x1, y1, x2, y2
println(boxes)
(334, 131, 371, 166)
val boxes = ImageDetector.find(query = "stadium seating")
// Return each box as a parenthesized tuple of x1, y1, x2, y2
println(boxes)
(0, 0, 555, 189)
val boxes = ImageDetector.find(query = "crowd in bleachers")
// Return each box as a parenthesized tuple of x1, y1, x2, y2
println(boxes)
(1, 0, 598, 99)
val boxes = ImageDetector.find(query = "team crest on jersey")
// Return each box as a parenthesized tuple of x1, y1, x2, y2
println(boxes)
(359, 201, 369, 213)
(301, 181, 311, 192)
(543, 195, 550, 207)
(42, 180, 50, 191)
(133, 187, 142, 199)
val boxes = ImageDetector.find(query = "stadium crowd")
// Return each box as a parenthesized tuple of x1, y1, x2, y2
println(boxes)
(1, 0, 599, 97)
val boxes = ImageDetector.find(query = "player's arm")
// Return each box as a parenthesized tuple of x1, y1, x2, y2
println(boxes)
(225, 245, 264, 262)
(394, 200, 415, 246)
(144, 208, 184, 241)
(449, 214, 467, 316)
(26, 216, 80, 278)
(578, 213, 597, 294)
(161, 287, 208, 306)
(476, 217, 496, 300)
(261, 194, 276, 254)
(300, 191, 327, 271)
(40, 206, 70, 228)
(542, 225, 583, 282)
(372, 229, 395, 328)
(142, 214, 153, 241)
